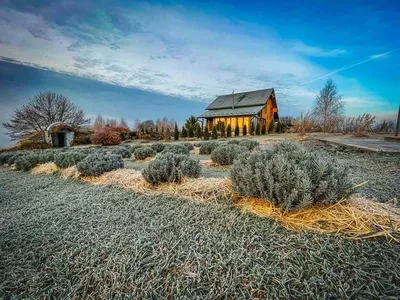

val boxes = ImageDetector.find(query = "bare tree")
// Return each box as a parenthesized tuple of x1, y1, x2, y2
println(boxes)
(119, 117, 129, 129)
(2, 91, 90, 141)
(312, 79, 344, 132)
(93, 115, 105, 131)
(106, 118, 118, 127)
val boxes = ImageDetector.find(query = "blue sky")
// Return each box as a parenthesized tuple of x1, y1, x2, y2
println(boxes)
(0, 0, 399, 145)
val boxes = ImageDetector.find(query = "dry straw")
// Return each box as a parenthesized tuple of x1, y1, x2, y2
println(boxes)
(81, 169, 233, 203)
(31, 162, 59, 175)
(236, 196, 400, 241)
(60, 166, 81, 180)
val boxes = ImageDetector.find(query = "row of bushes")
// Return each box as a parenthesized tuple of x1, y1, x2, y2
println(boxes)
(0, 146, 127, 176)
(2, 140, 352, 211)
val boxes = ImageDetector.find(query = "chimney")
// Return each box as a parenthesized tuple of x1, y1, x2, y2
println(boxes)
(232, 90, 235, 109)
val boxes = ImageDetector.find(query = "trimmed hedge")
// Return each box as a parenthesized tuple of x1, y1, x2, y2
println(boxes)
(199, 141, 219, 155)
(231, 142, 352, 211)
(77, 153, 124, 176)
(211, 144, 249, 165)
(142, 152, 201, 184)
(134, 147, 156, 160)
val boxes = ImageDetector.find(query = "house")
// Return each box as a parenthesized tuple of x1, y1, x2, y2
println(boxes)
(198, 88, 279, 134)
(45, 122, 75, 147)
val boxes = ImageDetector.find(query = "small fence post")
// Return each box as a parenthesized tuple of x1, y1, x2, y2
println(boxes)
(396, 105, 400, 137)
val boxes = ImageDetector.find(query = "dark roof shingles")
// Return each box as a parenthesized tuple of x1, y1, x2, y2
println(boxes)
(206, 88, 273, 110)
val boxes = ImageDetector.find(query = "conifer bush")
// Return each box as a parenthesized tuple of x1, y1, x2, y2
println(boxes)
(134, 147, 156, 160)
(238, 139, 260, 151)
(243, 124, 247, 136)
(162, 144, 190, 155)
(77, 153, 124, 176)
(204, 127, 210, 140)
(199, 141, 219, 154)
(151, 143, 166, 153)
(211, 126, 218, 139)
(142, 152, 201, 184)
(54, 151, 88, 168)
(234, 125, 240, 137)
(231, 142, 352, 211)
(111, 146, 132, 158)
(211, 144, 249, 165)
(226, 125, 232, 137)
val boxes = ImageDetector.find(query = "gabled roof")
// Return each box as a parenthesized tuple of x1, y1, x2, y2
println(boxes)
(206, 88, 274, 110)
(199, 105, 265, 118)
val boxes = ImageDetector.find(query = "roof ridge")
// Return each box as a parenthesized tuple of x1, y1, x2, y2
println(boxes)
(216, 87, 273, 97)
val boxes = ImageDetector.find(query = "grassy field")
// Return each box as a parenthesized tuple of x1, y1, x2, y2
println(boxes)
(1, 168, 400, 299)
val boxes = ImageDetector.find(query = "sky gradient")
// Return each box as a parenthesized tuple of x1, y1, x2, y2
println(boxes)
(0, 0, 399, 146)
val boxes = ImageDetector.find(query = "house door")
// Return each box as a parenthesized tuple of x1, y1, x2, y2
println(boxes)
(57, 133, 65, 147)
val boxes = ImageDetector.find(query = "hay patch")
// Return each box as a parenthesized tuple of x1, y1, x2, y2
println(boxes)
(81, 169, 233, 203)
(31, 163, 59, 175)
(236, 196, 400, 240)
(61, 166, 81, 180)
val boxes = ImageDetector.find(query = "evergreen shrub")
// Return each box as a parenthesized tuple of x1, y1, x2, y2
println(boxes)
(238, 139, 260, 151)
(162, 144, 190, 155)
(134, 147, 156, 160)
(77, 153, 124, 176)
(231, 142, 352, 211)
(211, 144, 249, 165)
(151, 143, 166, 153)
(54, 151, 88, 168)
(142, 152, 201, 184)
(199, 141, 219, 154)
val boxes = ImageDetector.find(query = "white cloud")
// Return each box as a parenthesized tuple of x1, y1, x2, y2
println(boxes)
(0, 2, 388, 118)
(0, 3, 323, 114)
(293, 42, 347, 57)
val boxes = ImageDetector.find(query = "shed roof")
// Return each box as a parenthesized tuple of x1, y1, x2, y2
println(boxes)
(206, 88, 274, 110)
(199, 105, 265, 118)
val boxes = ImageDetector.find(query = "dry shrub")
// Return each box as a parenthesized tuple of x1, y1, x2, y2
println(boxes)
(236, 196, 400, 240)
(31, 162, 60, 175)
(91, 127, 121, 146)
(292, 112, 313, 136)
(61, 166, 81, 180)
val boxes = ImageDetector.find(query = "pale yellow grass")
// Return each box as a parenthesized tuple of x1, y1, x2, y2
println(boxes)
(236, 196, 400, 240)
(81, 169, 233, 203)
(31, 163, 59, 175)
(60, 166, 81, 180)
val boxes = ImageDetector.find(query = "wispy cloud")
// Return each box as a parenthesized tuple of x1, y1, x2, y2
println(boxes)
(302, 48, 400, 85)
(0, 2, 323, 115)
(293, 42, 347, 57)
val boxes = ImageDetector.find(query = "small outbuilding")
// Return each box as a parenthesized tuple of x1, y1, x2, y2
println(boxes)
(45, 122, 75, 148)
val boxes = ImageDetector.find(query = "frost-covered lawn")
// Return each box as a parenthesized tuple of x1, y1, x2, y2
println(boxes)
(1, 169, 399, 299)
